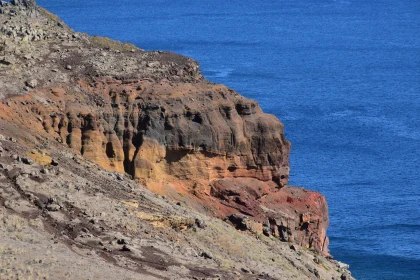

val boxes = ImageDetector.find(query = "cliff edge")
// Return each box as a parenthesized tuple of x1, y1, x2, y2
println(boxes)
(0, 1, 353, 279)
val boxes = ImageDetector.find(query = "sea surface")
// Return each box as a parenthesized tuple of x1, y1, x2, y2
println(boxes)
(37, 1, 420, 279)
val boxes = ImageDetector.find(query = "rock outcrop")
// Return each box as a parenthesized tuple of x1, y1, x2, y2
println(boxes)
(0, 0, 331, 262)
(41, 77, 291, 187)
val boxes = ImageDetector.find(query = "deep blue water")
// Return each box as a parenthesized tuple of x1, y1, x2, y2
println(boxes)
(37, 1, 420, 279)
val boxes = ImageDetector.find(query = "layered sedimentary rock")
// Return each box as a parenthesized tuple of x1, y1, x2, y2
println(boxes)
(48, 78, 291, 186)
(0, 0, 330, 255)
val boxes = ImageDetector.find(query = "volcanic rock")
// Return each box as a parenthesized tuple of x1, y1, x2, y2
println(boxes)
(0, 0, 330, 256)
(0, 2, 354, 280)
(25, 79, 38, 88)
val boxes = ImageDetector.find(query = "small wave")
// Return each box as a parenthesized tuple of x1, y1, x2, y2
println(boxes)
(329, 110, 354, 117)
(336, 180, 377, 187)
(371, 223, 420, 231)
(355, 115, 420, 140)
(181, 39, 259, 47)
(205, 67, 235, 78)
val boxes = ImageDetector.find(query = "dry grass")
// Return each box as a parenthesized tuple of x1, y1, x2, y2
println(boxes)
(121, 199, 139, 209)
(1, 212, 26, 233)
(135, 211, 194, 230)
(214, 233, 247, 259)
(38, 7, 64, 25)
(89, 36, 138, 52)
(26, 149, 52, 166)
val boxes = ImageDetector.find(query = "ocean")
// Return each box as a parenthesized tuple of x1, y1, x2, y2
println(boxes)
(37, 1, 420, 279)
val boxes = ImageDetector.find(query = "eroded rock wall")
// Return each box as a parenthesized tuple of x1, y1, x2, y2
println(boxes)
(38, 78, 291, 187)
(1, 77, 328, 255)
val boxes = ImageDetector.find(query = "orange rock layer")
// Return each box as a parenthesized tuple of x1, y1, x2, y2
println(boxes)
(0, 76, 329, 255)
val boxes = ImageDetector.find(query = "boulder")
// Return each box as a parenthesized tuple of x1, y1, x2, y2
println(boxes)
(25, 79, 38, 88)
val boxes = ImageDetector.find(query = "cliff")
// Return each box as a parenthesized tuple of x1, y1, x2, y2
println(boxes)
(0, 1, 352, 279)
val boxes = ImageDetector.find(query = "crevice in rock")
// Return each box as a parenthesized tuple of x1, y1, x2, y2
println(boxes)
(105, 142, 115, 158)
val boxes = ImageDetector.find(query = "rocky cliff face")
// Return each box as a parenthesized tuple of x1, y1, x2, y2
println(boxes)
(0, 3, 338, 276)
(46, 77, 291, 186)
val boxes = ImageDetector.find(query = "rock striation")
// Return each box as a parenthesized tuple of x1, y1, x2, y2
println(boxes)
(43, 77, 291, 186)
(0, 4, 339, 277)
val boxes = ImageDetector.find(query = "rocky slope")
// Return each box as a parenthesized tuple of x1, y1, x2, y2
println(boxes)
(0, 1, 353, 279)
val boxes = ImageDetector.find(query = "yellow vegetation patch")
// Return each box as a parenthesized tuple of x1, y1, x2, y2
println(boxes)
(121, 200, 139, 209)
(150, 221, 166, 228)
(26, 149, 52, 166)
(135, 211, 162, 221)
(89, 36, 138, 52)
(135, 211, 194, 230)
(135, 212, 165, 228)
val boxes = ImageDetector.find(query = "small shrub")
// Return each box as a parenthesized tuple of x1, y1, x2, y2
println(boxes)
(38, 7, 64, 25)
(89, 36, 138, 52)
